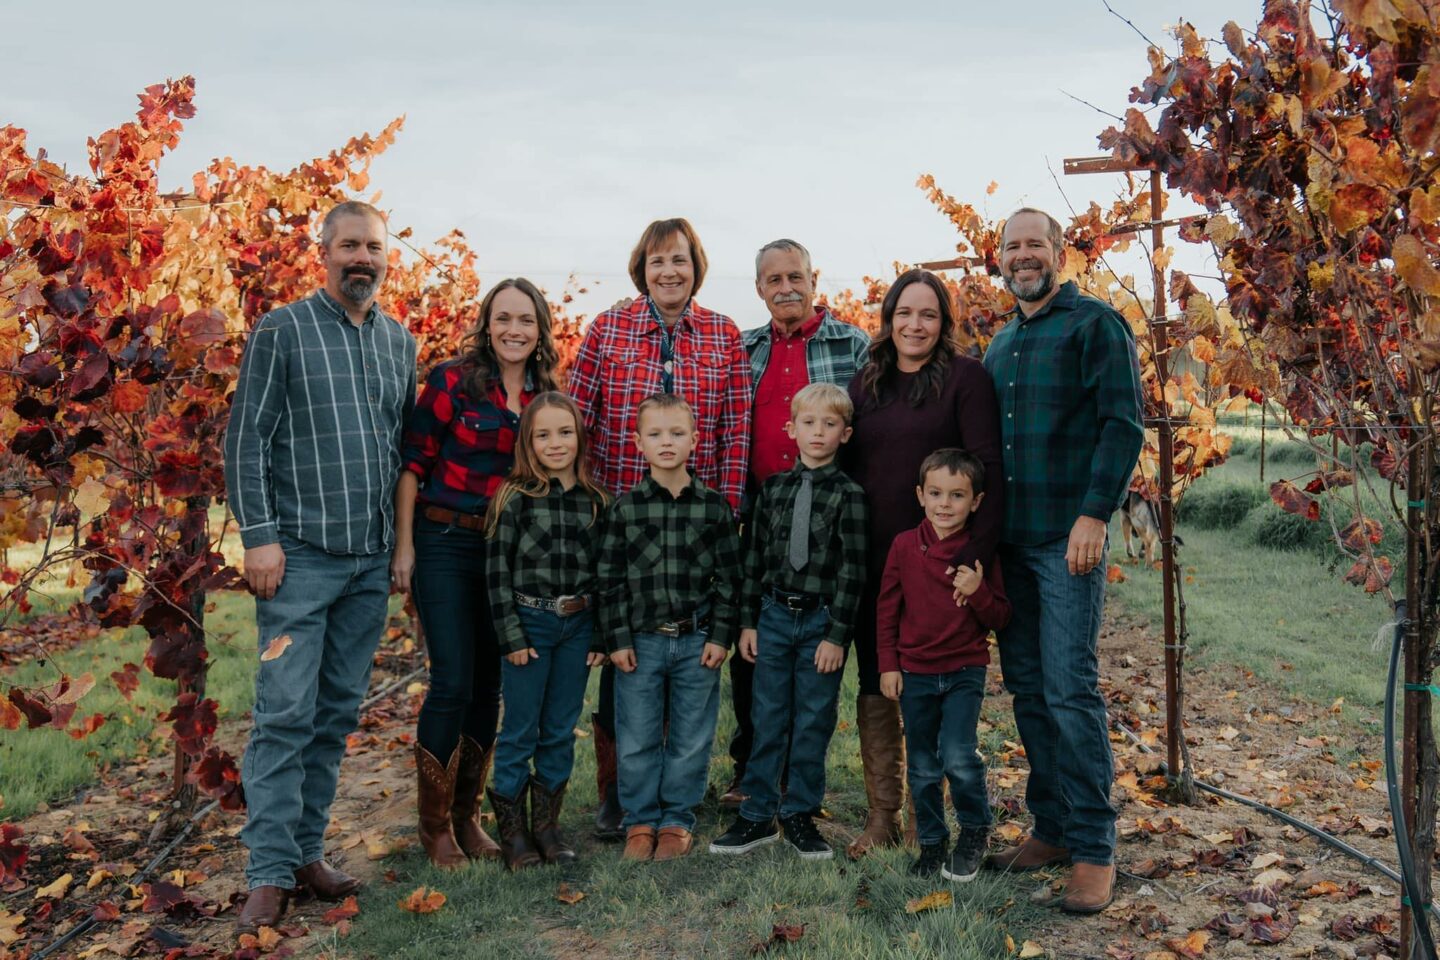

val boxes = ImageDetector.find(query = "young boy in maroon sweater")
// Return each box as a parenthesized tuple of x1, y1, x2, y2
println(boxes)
(878, 448, 1011, 882)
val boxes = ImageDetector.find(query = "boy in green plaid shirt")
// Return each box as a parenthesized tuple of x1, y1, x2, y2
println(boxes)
(710, 382, 867, 861)
(599, 393, 743, 862)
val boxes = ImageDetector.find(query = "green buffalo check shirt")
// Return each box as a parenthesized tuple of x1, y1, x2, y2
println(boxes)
(740, 462, 868, 647)
(486, 482, 609, 656)
(984, 281, 1145, 546)
(597, 474, 743, 653)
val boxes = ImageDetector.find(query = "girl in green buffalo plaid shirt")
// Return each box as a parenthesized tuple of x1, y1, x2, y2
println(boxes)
(482, 392, 611, 872)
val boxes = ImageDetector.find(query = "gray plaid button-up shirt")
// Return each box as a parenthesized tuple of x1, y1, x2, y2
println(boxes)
(223, 290, 417, 556)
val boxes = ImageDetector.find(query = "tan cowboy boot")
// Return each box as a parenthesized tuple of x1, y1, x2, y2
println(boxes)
(451, 735, 501, 860)
(414, 744, 467, 869)
(846, 695, 906, 859)
(1061, 863, 1116, 914)
(988, 835, 1072, 872)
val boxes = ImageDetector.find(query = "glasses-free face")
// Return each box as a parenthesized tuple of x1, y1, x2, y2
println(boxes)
(916, 468, 984, 539)
(756, 246, 815, 327)
(322, 213, 388, 304)
(644, 234, 696, 316)
(890, 281, 942, 371)
(529, 404, 580, 477)
(1000, 212, 1060, 303)
(634, 406, 697, 471)
(487, 286, 541, 367)
(785, 406, 851, 465)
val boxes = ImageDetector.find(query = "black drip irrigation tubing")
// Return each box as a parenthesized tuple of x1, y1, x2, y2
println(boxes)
(1112, 717, 1440, 926)
(31, 663, 427, 960)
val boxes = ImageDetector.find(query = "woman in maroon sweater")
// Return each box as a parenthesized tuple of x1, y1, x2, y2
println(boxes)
(842, 269, 1003, 858)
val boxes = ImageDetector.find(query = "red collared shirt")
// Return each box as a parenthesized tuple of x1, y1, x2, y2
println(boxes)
(748, 309, 824, 487)
(568, 296, 751, 511)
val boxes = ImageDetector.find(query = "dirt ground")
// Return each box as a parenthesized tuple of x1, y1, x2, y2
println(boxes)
(0, 603, 1413, 960)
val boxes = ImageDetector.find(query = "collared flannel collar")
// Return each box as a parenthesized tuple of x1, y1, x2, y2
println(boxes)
(1014, 279, 1079, 325)
(315, 288, 382, 326)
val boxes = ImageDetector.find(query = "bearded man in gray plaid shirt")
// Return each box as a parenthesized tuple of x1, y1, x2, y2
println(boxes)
(223, 201, 417, 936)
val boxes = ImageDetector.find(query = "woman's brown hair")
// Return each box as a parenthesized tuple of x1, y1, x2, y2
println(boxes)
(485, 391, 610, 535)
(460, 278, 560, 401)
(859, 269, 961, 407)
(627, 218, 708, 297)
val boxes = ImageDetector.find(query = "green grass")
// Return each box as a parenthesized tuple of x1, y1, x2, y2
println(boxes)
(0, 590, 259, 818)
(339, 661, 1038, 960)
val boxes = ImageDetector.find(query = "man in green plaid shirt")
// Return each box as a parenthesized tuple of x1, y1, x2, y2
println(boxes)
(981, 208, 1143, 915)
(598, 393, 743, 862)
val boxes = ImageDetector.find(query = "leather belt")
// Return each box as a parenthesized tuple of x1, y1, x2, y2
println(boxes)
(514, 592, 591, 617)
(655, 611, 711, 638)
(769, 588, 824, 612)
(423, 505, 486, 532)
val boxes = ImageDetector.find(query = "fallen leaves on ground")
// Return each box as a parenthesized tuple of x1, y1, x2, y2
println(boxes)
(749, 923, 806, 955)
(555, 883, 585, 905)
(397, 886, 446, 914)
(905, 890, 953, 914)
(34, 872, 72, 899)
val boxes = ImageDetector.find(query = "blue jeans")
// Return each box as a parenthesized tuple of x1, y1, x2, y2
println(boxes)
(614, 625, 721, 831)
(412, 515, 501, 761)
(492, 608, 594, 799)
(899, 667, 989, 846)
(997, 537, 1114, 865)
(241, 536, 389, 889)
(739, 598, 842, 821)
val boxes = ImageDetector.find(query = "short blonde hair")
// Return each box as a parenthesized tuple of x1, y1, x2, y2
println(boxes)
(791, 382, 854, 424)
(636, 391, 695, 429)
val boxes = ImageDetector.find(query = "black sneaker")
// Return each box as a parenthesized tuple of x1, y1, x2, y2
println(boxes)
(779, 813, 832, 861)
(708, 815, 779, 855)
(909, 841, 948, 877)
(942, 827, 988, 883)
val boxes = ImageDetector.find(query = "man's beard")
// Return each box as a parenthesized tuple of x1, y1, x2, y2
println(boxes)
(1004, 263, 1055, 303)
(339, 267, 381, 302)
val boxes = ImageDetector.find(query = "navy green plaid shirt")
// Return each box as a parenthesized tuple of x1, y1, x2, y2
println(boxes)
(486, 482, 609, 656)
(597, 474, 743, 653)
(983, 281, 1144, 546)
(740, 462, 868, 647)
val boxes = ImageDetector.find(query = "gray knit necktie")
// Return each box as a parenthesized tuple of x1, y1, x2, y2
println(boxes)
(789, 471, 813, 571)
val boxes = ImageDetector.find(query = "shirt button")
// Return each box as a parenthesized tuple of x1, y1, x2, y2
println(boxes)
(1013, 351, 1019, 357)
(1008, 476, 1014, 482)
(1009, 382, 1014, 387)
(1008, 413, 1013, 418)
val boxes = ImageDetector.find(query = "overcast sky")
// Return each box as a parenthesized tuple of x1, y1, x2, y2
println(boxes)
(6, 0, 1274, 326)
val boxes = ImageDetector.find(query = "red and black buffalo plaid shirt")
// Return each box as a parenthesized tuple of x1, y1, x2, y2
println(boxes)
(568, 297, 751, 512)
(400, 359, 532, 515)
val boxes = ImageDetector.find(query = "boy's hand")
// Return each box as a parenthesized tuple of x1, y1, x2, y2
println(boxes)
(814, 640, 845, 674)
(586, 651, 608, 668)
(880, 671, 903, 701)
(611, 649, 637, 673)
(506, 648, 539, 667)
(953, 561, 983, 598)
(739, 629, 758, 663)
(700, 643, 728, 669)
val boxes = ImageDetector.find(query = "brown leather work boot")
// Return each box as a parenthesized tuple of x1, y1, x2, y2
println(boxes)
(530, 777, 577, 864)
(622, 825, 657, 861)
(1061, 862, 1116, 914)
(487, 786, 542, 871)
(294, 860, 361, 900)
(236, 885, 289, 937)
(414, 744, 467, 869)
(987, 835, 1072, 872)
(846, 695, 906, 859)
(652, 826, 693, 861)
(719, 769, 747, 808)
(452, 735, 501, 860)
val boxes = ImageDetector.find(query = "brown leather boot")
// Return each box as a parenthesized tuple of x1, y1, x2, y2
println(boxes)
(622, 825, 656, 861)
(414, 744, 467, 870)
(846, 695, 905, 859)
(1061, 862, 1116, 914)
(236, 885, 289, 937)
(487, 786, 542, 871)
(592, 714, 625, 841)
(987, 835, 1072, 872)
(294, 859, 361, 900)
(451, 735, 501, 860)
(530, 777, 577, 864)
(653, 826, 693, 861)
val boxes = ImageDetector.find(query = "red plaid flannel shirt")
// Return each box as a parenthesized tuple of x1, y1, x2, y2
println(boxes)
(568, 297, 751, 512)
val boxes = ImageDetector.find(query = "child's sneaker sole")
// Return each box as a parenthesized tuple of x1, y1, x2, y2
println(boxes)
(707, 832, 779, 855)
(941, 864, 980, 882)
(787, 841, 834, 861)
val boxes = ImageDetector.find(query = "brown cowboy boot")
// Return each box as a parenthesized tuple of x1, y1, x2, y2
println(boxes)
(451, 735, 501, 860)
(487, 786, 542, 871)
(530, 777, 578, 864)
(294, 859, 362, 900)
(987, 835, 1072, 872)
(846, 695, 906, 859)
(1061, 863, 1116, 914)
(236, 885, 289, 937)
(592, 713, 625, 841)
(414, 744, 467, 869)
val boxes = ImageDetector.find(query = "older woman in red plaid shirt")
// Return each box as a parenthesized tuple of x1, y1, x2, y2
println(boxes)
(568, 217, 752, 838)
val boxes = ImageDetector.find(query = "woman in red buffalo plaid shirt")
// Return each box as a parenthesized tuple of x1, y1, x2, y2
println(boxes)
(393, 277, 561, 868)
(568, 217, 752, 839)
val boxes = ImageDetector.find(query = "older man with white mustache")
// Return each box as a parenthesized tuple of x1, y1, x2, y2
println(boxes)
(719, 239, 873, 807)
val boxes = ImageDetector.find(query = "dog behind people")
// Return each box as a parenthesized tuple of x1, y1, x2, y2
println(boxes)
(1120, 491, 1183, 565)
